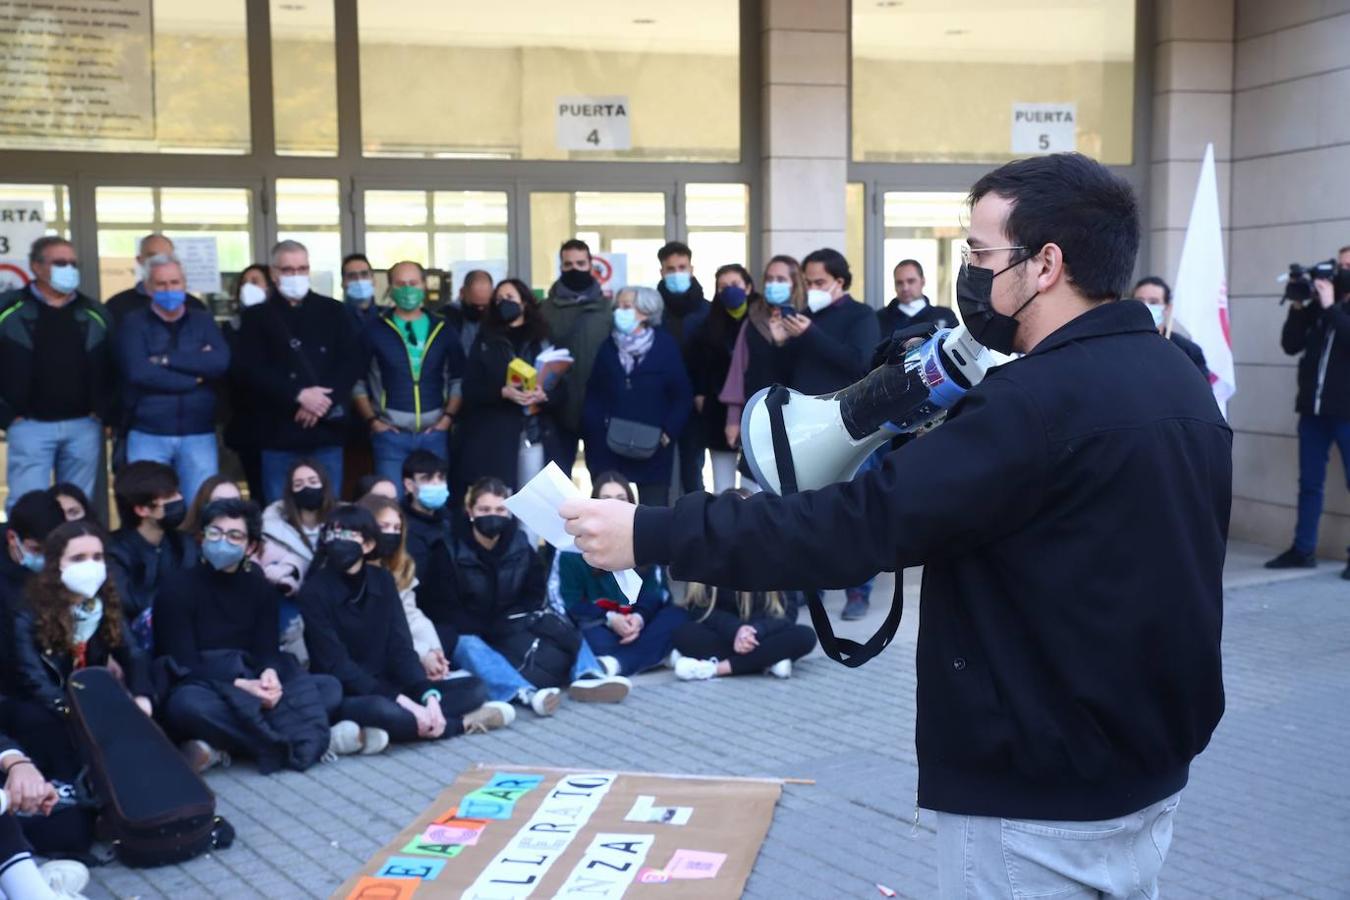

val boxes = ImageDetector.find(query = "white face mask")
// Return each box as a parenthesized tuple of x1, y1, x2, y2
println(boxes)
(239, 281, 268, 308)
(806, 288, 834, 313)
(61, 559, 106, 600)
(1147, 303, 1166, 329)
(278, 274, 310, 300)
(70, 597, 104, 645)
(898, 297, 927, 316)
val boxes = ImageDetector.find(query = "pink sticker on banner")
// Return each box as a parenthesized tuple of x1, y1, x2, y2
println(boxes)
(424, 823, 483, 846)
(636, 867, 670, 884)
(665, 849, 726, 879)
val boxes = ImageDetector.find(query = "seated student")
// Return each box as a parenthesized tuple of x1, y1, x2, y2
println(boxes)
(353, 474, 398, 502)
(559, 473, 686, 676)
(10, 521, 153, 855)
(358, 496, 454, 681)
(49, 483, 92, 525)
(255, 458, 336, 663)
(1, 492, 66, 699)
(399, 450, 452, 580)
(180, 473, 244, 535)
(428, 477, 631, 717)
(0, 731, 91, 899)
(107, 460, 199, 651)
(297, 506, 512, 753)
(155, 499, 345, 774)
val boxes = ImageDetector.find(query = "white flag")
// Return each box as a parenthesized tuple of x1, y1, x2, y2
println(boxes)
(1171, 143, 1235, 415)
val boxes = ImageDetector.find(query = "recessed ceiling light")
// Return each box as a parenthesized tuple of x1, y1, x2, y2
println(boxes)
(944, 28, 969, 36)
(876, 1, 903, 7)
(632, 18, 656, 25)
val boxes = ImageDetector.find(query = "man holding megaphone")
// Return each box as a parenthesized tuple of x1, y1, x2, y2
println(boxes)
(561, 152, 1231, 899)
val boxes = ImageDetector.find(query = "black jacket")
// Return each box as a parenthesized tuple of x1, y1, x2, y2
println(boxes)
(0, 288, 113, 427)
(688, 587, 801, 643)
(296, 564, 432, 700)
(107, 527, 200, 626)
(0, 537, 32, 695)
(1169, 332, 1210, 379)
(686, 307, 741, 452)
(402, 497, 449, 584)
(635, 300, 1231, 821)
(656, 277, 710, 349)
(785, 296, 881, 395)
(153, 561, 282, 677)
(877, 297, 959, 340)
(231, 292, 364, 451)
(421, 516, 545, 639)
(1281, 301, 1350, 417)
(12, 608, 152, 712)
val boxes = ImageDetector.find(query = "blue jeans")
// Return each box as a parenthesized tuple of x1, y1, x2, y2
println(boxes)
(127, 431, 218, 502)
(261, 446, 343, 505)
(1294, 413, 1350, 554)
(583, 605, 688, 676)
(451, 634, 604, 703)
(4, 417, 102, 512)
(371, 429, 448, 496)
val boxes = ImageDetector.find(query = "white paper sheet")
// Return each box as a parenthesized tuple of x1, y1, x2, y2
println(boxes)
(504, 463, 643, 603)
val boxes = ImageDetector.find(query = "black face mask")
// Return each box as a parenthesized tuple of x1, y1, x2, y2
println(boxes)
(324, 539, 365, 573)
(292, 486, 324, 512)
(158, 499, 186, 531)
(496, 299, 523, 324)
(1334, 268, 1350, 300)
(374, 532, 401, 559)
(473, 515, 511, 539)
(955, 261, 1040, 355)
(559, 269, 594, 292)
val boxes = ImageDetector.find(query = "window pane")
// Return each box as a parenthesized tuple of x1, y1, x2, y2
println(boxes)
(686, 183, 748, 270)
(364, 189, 510, 275)
(358, 0, 739, 162)
(846, 183, 867, 307)
(852, 1, 1134, 164)
(529, 191, 665, 294)
(271, 0, 338, 157)
(278, 180, 342, 296)
(0, 0, 250, 153)
(161, 188, 250, 225)
(365, 191, 430, 227)
(0, 183, 71, 237)
(882, 192, 968, 315)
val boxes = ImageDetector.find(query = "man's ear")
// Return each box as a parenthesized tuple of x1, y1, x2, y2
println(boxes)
(1035, 243, 1066, 291)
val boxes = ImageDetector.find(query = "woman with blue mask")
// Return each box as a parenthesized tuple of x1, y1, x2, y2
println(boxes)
(155, 498, 346, 775)
(581, 286, 693, 507)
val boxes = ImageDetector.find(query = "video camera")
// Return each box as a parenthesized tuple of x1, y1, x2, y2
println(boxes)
(1280, 259, 1337, 303)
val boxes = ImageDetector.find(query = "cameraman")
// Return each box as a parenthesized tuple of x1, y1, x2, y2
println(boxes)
(1266, 245, 1350, 573)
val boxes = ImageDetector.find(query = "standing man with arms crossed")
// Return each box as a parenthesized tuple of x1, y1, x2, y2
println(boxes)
(562, 153, 1231, 899)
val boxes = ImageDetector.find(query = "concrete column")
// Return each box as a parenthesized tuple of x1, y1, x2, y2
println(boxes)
(760, 0, 849, 263)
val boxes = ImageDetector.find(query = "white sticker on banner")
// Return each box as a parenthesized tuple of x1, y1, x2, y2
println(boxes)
(1010, 103, 1077, 154)
(464, 772, 617, 900)
(554, 833, 655, 899)
(556, 96, 632, 151)
(0, 200, 45, 292)
(174, 236, 222, 295)
(625, 795, 692, 825)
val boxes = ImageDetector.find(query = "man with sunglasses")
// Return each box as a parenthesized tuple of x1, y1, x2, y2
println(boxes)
(562, 152, 1232, 898)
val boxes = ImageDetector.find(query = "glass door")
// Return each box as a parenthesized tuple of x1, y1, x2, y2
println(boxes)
(528, 190, 668, 298)
(879, 190, 969, 314)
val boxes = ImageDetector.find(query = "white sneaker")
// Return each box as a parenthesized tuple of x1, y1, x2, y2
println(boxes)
(597, 655, 622, 677)
(568, 674, 631, 703)
(359, 727, 390, 755)
(41, 859, 90, 899)
(675, 657, 719, 681)
(327, 720, 361, 759)
(666, 649, 683, 669)
(529, 687, 562, 717)
(463, 701, 516, 734)
(767, 659, 793, 679)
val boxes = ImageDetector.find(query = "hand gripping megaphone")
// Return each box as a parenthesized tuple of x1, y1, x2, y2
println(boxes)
(741, 324, 994, 496)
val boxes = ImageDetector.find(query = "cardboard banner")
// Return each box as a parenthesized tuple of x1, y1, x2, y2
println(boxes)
(335, 765, 782, 899)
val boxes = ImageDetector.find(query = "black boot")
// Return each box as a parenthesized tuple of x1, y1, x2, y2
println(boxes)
(1264, 547, 1317, 569)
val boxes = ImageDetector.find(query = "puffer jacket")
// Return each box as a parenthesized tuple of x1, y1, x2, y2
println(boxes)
(116, 304, 230, 435)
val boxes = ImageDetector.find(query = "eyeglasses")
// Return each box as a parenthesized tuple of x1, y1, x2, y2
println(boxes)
(959, 243, 1027, 267)
(204, 526, 249, 545)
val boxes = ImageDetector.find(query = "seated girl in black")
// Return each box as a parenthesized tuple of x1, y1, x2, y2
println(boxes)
(296, 505, 512, 754)
(671, 584, 816, 680)
(10, 521, 153, 854)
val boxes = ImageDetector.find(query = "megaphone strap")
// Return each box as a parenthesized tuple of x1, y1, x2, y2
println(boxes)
(765, 385, 799, 496)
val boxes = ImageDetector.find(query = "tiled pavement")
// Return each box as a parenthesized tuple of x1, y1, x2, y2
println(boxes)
(83, 545, 1350, 899)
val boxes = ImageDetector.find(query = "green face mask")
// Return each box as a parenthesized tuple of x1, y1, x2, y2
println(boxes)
(390, 285, 425, 311)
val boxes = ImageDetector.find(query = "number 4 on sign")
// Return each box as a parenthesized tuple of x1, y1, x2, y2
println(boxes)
(586, 129, 601, 146)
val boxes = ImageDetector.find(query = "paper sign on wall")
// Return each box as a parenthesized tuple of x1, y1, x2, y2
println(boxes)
(1010, 103, 1077, 154)
(0, 201, 45, 292)
(173, 236, 222, 295)
(556, 96, 632, 151)
(590, 252, 627, 297)
(449, 259, 508, 302)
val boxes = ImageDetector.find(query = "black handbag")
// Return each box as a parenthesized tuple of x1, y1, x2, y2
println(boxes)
(605, 417, 662, 460)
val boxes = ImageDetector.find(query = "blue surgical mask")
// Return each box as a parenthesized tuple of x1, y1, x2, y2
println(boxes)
(764, 282, 791, 305)
(49, 264, 80, 294)
(19, 547, 44, 573)
(1147, 303, 1166, 329)
(153, 290, 187, 312)
(718, 285, 747, 310)
(417, 483, 449, 511)
(278, 274, 310, 300)
(345, 279, 374, 303)
(613, 307, 639, 335)
(202, 538, 246, 572)
(663, 271, 692, 294)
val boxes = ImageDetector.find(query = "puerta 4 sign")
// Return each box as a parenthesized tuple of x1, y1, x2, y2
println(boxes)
(556, 96, 632, 152)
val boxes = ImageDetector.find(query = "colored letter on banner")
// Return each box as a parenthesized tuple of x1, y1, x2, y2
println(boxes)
(457, 773, 544, 820)
(376, 857, 447, 880)
(401, 835, 464, 859)
(554, 833, 655, 899)
(345, 876, 419, 900)
(665, 849, 727, 879)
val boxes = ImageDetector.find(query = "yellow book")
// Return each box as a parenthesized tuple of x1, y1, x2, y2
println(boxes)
(507, 358, 538, 392)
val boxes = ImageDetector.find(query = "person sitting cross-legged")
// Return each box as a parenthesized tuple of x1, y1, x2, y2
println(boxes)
(0, 729, 92, 900)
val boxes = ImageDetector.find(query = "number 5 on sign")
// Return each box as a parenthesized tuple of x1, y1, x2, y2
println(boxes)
(1010, 102, 1076, 155)
(556, 96, 632, 151)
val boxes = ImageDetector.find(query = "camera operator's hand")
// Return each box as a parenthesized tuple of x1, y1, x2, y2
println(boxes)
(1315, 278, 1335, 310)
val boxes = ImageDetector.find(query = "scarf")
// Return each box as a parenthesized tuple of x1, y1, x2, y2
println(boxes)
(614, 326, 656, 375)
(71, 596, 104, 653)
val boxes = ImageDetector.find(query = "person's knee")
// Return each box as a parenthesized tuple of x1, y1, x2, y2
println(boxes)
(789, 626, 818, 658)
(164, 688, 216, 734)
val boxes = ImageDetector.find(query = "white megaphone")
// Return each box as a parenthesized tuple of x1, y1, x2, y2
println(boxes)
(741, 324, 994, 495)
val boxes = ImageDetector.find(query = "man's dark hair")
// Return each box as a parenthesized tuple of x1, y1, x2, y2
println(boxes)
(968, 152, 1139, 302)
(341, 253, 372, 272)
(894, 259, 925, 279)
(29, 236, 72, 266)
(658, 241, 693, 264)
(802, 248, 852, 291)
(559, 239, 591, 259)
(1133, 276, 1172, 304)
(403, 449, 447, 482)
(1338, 244, 1350, 257)
(113, 461, 180, 527)
(200, 498, 263, 545)
(9, 490, 65, 543)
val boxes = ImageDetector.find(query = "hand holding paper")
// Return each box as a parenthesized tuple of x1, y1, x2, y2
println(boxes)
(504, 463, 642, 603)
